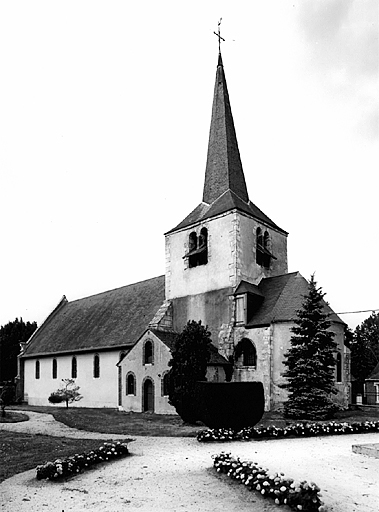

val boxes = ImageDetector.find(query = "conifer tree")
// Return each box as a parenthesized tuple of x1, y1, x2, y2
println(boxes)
(167, 320, 212, 424)
(281, 275, 338, 420)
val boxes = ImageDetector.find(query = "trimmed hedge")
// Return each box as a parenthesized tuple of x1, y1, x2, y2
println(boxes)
(197, 420, 379, 442)
(196, 381, 264, 430)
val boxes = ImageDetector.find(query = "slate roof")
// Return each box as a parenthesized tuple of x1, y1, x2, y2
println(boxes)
(366, 362, 379, 381)
(22, 276, 165, 357)
(167, 190, 287, 234)
(166, 55, 286, 236)
(202, 53, 248, 205)
(247, 272, 344, 327)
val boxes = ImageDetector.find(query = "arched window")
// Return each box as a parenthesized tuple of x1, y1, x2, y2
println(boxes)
(162, 372, 170, 396)
(256, 227, 272, 269)
(189, 232, 197, 251)
(71, 357, 77, 379)
(187, 228, 208, 268)
(126, 372, 136, 395)
(143, 340, 153, 365)
(93, 354, 100, 378)
(235, 338, 257, 368)
(52, 358, 57, 379)
(256, 227, 263, 265)
(198, 227, 208, 265)
(35, 360, 40, 379)
(336, 352, 342, 383)
(188, 232, 198, 268)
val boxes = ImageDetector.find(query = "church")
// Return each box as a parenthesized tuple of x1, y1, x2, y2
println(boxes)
(18, 51, 351, 414)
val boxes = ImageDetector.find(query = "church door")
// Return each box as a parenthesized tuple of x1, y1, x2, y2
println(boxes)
(143, 378, 154, 412)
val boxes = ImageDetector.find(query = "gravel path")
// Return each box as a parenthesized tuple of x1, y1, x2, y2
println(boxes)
(0, 411, 378, 512)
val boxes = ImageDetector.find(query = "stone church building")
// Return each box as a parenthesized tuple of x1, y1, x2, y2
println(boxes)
(19, 53, 350, 413)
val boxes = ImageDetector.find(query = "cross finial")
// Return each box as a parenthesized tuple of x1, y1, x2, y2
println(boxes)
(214, 18, 225, 54)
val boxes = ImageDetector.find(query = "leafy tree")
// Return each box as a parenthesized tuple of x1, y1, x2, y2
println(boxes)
(167, 320, 212, 424)
(0, 383, 15, 417)
(349, 312, 379, 384)
(0, 318, 37, 382)
(48, 379, 83, 408)
(281, 275, 338, 420)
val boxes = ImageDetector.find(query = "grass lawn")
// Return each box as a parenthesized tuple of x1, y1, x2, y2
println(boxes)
(0, 430, 129, 483)
(9, 405, 201, 437)
(8, 404, 379, 435)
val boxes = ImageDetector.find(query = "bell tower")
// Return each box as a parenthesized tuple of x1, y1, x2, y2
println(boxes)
(165, 53, 288, 307)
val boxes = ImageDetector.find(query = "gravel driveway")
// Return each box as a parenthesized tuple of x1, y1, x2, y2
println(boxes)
(0, 411, 378, 512)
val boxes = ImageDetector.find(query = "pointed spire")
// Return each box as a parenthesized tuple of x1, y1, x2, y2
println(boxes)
(202, 54, 249, 205)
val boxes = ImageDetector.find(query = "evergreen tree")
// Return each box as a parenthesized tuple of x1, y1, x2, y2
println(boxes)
(281, 275, 338, 420)
(167, 320, 212, 424)
(0, 318, 37, 382)
(348, 312, 379, 384)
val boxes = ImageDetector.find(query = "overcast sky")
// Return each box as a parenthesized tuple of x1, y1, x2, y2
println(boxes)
(0, 1, 378, 331)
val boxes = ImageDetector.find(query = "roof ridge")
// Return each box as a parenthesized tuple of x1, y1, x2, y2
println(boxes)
(260, 271, 299, 284)
(69, 275, 165, 303)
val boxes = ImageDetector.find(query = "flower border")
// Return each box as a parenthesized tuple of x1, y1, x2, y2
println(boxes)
(213, 452, 326, 511)
(36, 441, 130, 480)
(197, 420, 379, 442)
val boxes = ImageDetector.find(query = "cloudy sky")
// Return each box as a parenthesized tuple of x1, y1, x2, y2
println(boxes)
(0, 1, 377, 331)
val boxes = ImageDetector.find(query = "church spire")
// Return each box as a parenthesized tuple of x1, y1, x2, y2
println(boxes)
(202, 53, 249, 205)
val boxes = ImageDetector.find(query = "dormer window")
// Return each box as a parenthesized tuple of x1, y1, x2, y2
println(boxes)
(234, 281, 264, 325)
(235, 295, 246, 325)
(185, 227, 208, 268)
(256, 227, 275, 269)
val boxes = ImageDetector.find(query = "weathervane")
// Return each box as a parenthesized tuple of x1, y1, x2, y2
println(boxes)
(214, 18, 225, 54)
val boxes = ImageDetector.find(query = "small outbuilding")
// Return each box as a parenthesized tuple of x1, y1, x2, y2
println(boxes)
(364, 362, 379, 405)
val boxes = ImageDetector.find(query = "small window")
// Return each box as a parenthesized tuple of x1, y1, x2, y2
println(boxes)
(35, 360, 40, 379)
(126, 373, 136, 395)
(162, 373, 170, 396)
(93, 354, 100, 378)
(71, 357, 77, 379)
(52, 358, 57, 379)
(375, 384, 379, 404)
(235, 295, 246, 325)
(144, 340, 153, 365)
(336, 352, 342, 383)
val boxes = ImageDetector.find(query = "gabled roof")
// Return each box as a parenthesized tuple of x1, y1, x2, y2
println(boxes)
(366, 362, 379, 381)
(166, 55, 286, 236)
(247, 272, 344, 327)
(234, 280, 264, 297)
(167, 190, 287, 234)
(22, 275, 165, 357)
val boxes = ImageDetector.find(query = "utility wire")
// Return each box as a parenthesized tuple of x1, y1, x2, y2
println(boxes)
(336, 308, 379, 315)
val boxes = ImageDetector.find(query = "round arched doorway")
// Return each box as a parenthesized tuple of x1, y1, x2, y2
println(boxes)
(142, 378, 154, 412)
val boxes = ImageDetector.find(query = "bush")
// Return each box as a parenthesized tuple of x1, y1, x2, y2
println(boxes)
(213, 452, 325, 511)
(197, 381, 264, 430)
(36, 441, 130, 480)
(197, 419, 379, 442)
(0, 384, 15, 417)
